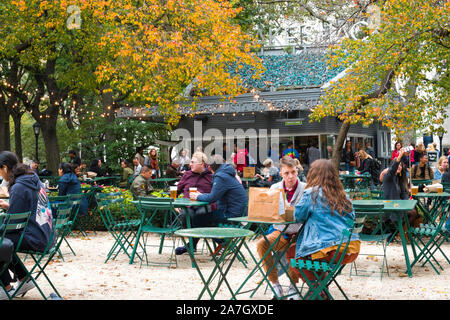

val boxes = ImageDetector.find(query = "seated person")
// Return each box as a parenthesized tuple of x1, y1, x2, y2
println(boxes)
(132, 157, 142, 178)
(411, 153, 434, 181)
(58, 162, 88, 216)
(434, 156, 449, 181)
(288, 159, 360, 300)
(118, 160, 134, 188)
(188, 155, 248, 253)
(130, 165, 154, 199)
(175, 152, 214, 254)
(165, 159, 183, 179)
(255, 158, 279, 187)
(256, 156, 306, 300)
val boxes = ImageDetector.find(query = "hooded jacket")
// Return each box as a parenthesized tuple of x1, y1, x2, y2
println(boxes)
(7, 173, 53, 252)
(197, 163, 248, 218)
(58, 172, 88, 215)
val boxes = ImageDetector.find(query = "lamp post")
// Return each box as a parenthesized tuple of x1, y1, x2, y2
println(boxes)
(438, 131, 444, 156)
(33, 122, 41, 163)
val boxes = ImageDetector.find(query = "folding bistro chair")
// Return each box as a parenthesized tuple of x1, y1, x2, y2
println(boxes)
(47, 196, 71, 261)
(0, 211, 31, 300)
(133, 197, 180, 268)
(67, 193, 87, 237)
(290, 218, 365, 300)
(13, 207, 72, 300)
(409, 199, 450, 275)
(96, 194, 142, 263)
(350, 203, 391, 280)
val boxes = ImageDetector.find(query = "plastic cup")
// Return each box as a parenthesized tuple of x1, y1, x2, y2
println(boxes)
(189, 187, 197, 201)
(437, 186, 443, 194)
(411, 186, 419, 196)
(170, 186, 177, 199)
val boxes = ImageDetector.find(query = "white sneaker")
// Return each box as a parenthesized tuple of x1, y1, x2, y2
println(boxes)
(271, 284, 284, 300)
(15, 279, 36, 297)
(287, 285, 299, 300)
(0, 286, 16, 300)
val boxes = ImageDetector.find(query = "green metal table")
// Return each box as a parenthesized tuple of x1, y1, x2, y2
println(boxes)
(353, 199, 417, 277)
(174, 227, 254, 300)
(339, 173, 372, 191)
(412, 192, 450, 224)
(241, 177, 258, 189)
(228, 217, 303, 300)
(130, 198, 209, 267)
(149, 177, 180, 190)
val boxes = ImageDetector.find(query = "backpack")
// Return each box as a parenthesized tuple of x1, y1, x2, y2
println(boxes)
(373, 158, 382, 171)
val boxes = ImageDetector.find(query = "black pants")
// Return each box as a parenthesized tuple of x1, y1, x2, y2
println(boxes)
(0, 233, 33, 286)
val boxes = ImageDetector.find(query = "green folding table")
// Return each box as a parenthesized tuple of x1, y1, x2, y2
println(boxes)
(412, 192, 450, 224)
(353, 199, 417, 277)
(228, 217, 303, 300)
(174, 227, 254, 300)
(130, 198, 209, 267)
(241, 177, 258, 189)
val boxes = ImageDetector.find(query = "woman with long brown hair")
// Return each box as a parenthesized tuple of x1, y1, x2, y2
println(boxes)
(144, 148, 160, 178)
(286, 159, 360, 299)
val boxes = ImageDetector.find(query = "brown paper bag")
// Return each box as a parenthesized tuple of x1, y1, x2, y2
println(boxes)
(248, 187, 288, 222)
(0, 186, 9, 198)
(243, 167, 255, 178)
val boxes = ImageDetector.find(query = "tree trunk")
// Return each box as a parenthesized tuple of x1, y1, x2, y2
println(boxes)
(332, 121, 351, 170)
(40, 119, 60, 174)
(11, 112, 23, 162)
(0, 102, 11, 151)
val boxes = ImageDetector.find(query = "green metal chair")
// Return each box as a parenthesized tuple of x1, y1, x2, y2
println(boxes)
(47, 196, 71, 260)
(442, 182, 450, 193)
(409, 199, 450, 275)
(14, 207, 72, 300)
(96, 194, 142, 263)
(350, 203, 391, 280)
(411, 179, 432, 186)
(290, 217, 365, 300)
(0, 211, 32, 300)
(133, 197, 180, 268)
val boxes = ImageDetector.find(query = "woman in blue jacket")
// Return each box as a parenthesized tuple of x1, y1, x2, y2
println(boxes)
(58, 163, 88, 216)
(0, 151, 54, 299)
(287, 159, 360, 300)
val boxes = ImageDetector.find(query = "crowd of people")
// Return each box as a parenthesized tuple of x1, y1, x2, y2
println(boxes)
(1, 137, 449, 300)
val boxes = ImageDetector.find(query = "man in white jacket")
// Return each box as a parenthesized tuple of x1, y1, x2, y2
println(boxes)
(256, 156, 306, 300)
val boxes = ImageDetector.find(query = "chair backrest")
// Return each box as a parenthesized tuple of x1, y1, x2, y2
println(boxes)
(443, 182, 450, 192)
(411, 179, 432, 186)
(95, 192, 122, 202)
(53, 207, 72, 241)
(353, 203, 384, 216)
(137, 197, 177, 227)
(0, 211, 32, 250)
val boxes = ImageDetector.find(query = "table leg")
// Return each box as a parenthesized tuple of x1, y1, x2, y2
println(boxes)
(396, 213, 413, 277)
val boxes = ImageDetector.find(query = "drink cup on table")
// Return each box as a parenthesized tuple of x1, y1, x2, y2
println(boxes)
(437, 185, 443, 194)
(189, 187, 197, 201)
(170, 186, 177, 199)
(411, 185, 419, 196)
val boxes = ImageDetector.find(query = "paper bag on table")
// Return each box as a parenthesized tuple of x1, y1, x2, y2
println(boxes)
(0, 186, 9, 198)
(248, 187, 291, 223)
(423, 183, 443, 193)
(243, 167, 255, 178)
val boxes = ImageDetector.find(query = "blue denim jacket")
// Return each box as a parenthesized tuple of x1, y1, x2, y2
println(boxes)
(293, 187, 359, 258)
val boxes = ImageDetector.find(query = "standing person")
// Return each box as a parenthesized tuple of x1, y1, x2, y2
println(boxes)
(132, 157, 142, 178)
(232, 144, 248, 174)
(288, 159, 360, 300)
(282, 141, 299, 160)
(358, 150, 379, 186)
(58, 163, 88, 216)
(88, 158, 105, 177)
(306, 143, 321, 166)
(256, 157, 306, 300)
(134, 147, 145, 167)
(426, 143, 439, 170)
(29, 160, 39, 175)
(178, 149, 190, 172)
(409, 143, 416, 166)
(68, 150, 81, 167)
(130, 165, 154, 199)
(342, 140, 356, 173)
(326, 146, 333, 159)
(118, 160, 134, 188)
(391, 141, 402, 161)
(414, 142, 426, 164)
(144, 149, 160, 178)
(434, 156, 449, 181)
(365, 141, 376, 159)
(0, 151, 54, 299)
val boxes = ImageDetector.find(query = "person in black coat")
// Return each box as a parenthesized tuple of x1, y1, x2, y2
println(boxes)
(0, 151, 54, 299)
(88, 158, 105, 177)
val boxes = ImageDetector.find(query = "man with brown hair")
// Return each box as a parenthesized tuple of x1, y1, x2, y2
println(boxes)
(130, 165, 154, 199)
(256, 156, 306, 300)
